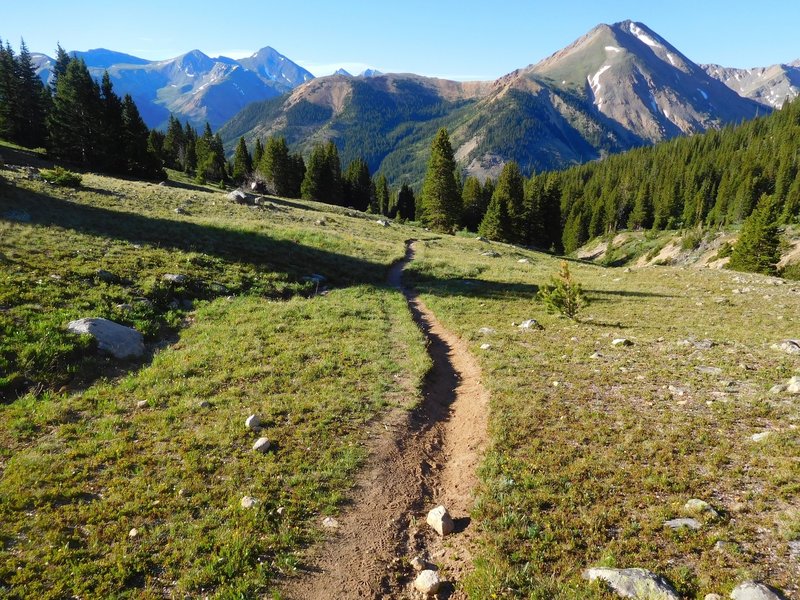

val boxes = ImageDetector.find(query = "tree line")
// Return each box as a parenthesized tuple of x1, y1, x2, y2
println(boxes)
(0, 39, 163, 179)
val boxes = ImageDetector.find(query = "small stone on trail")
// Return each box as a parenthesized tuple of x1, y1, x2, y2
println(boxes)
(322, 516, 339, 529)
(245, 414, 261, 430)
(129, 528, 138, 538)
(611, 338, 633, 347)
(136, 400, 148, 409)
(730, 581, 786, 600)
(663, 517, 701, 530)
(410, 556, 427, 572)
(426, 505, 454, 537)
(240, 495, 257, 509)
(252, 437, 271, 453)
(582, 567, 680, 600)
(414, 569, 442, 595)
(684, 498, 718, 517)
(751, 431, 772, 442)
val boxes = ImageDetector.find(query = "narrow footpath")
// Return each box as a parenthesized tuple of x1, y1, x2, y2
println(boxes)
(281, 240, 489, 599)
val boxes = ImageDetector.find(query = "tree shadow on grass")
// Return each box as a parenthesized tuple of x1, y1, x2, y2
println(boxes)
(410, 276, 540, 300)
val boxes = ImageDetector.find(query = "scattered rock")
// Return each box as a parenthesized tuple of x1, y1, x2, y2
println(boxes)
(162, 273, 187, 284)
(684, 499, 719, 517)
(67, 317, 145, 359)
(475, 236, 487, 242)
(590, 352, 604, 359)
(375, 219, 389, 227)
(668, 385, 687, 397)
(705, 595, 723, 600)
(583, 567, 680, 600)
(751, 431, 772, 442)
(322, 516, 339, 529)
(96, 269, 117, 282)
(128, 528, 139, 538)
(315, 219, 326, 226)
(478, 327, 496, 335)
(116, 303, 133, 311)
(481, 251, 501, 257)
(426, 505, 454, 537)
(517, 258, 530, 263)
(410, 556, 427, 572)
(769, 384, 787, 395)
(252, 437, 271, 453)
(788, 540, 800, 560)
(480, 343, 491, 350)
(696, 366, 723, 376)
(240, 495, 258, 509)
(786, 376, 800, 394)
(174, 207, 188, 215)
(678, 338, 716, 350)
(136, 400, 148, 409)
(227, 190, 248, 204)
(612, 338, 633, 347)
(715, 540, 740, 553)
(413, 570, 442, 595)
(518, 319, 542, 330)
(198, 400, 211, 408)
(245, 414, 261, 431)
(771, 340, 800, 355)
(730, 581, 786, 600)
(663, 517, 701, 530)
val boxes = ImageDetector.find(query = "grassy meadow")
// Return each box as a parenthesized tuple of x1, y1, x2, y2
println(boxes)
(1, 148, 799, 598)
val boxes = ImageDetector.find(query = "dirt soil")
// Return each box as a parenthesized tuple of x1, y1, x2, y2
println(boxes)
(280, 241, 489, 599)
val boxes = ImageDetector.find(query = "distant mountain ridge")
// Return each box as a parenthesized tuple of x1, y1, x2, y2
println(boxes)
(703, 61, 800, 108)
(32, 46, 314, 130)
(219, 20, 765, 186)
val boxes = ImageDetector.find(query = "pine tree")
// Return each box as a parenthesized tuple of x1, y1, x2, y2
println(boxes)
(98, 71, 125, 172)
(15, 40, 48, 148)
(728, 194, 781, 275)
(301, 143, 327, 201)
(420, 128, 461, 232)
(0, 40, 18, 142)
(51, 43, 71, 92)
(48, 58, 102, 164)
(162, 115, 185, 169)
(461, 176, 487, 231)
(121, 94, 162, 178)
(537, 261, 588, 320)
(183, 122, 197, 173)
(324, 141, 343, 205)
(287, 152, 305, 198)
(260, 136, 290, 195)
(253, 137, 265, 166)
(232, 136, 252, 184)
(373, 173, 390, 215)
(396, 183, 416, 221)
(343, 157, 372, 211)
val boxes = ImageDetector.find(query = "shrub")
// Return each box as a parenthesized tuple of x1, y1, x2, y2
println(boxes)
(39, 166, 82, 188)
(537, 261, 588, 320)
(680, 228, 703, 251)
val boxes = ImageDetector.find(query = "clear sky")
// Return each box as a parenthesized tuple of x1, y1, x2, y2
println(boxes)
(2, 0, 798, 79)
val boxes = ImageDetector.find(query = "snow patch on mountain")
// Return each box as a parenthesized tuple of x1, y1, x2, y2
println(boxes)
(605, 46, 622, 53)
(629, 23, 662, 49)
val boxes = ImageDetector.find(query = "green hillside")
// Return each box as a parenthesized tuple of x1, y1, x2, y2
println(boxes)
(2, 149, 799, 598)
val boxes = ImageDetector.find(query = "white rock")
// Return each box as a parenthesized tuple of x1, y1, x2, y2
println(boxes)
(583, 567, 680, 599)
(684, 498, 718, 517)
(590, 352, 604, 359)
(410, 556, 427, 572)
(705, 595, 723, 600)
(245, 414, 261, 430)
(136, 400, 148, 409)
(252, 437, 271, 453)
(478, 327, 496, 335)
(770, 384, 787, 395)
(771, 340, 800, 355)
(240, 495, 258, 509)
(751, 431, 772, 442)
(426, 505, 454, 537)
(376, 219, 389, 227)
(67, 317, 145, 359)
(322, 516, 339, 529)
(413, 569, 441, 595)
(128, 528, 139, 538)
(730, 581, 785, 600)
(480, 343, 492, 350)
(663, 517, 701, 530)
(517, 258, 530, 263)
(787, 376, 800, 394)
(612, 338, 633, 347)
(227, 190, 247, 203)
(518, 319, 542, 330)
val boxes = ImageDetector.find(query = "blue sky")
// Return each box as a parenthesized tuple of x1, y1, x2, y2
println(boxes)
(2, 0, 798, 79)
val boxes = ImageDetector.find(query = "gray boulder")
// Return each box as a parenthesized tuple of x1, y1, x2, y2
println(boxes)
(414, 569, 442, 595)
(771, 340, 800, 355)
(730, 581, 786, 600)
(162, 273, 187, 284)
(227, 190, 248, 204)
(583, 567, 679, 599)
(67, 317, 144, 359)
(663, 518, 701, 530)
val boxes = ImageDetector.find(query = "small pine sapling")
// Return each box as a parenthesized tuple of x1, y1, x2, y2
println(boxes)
(537, 261, 588, 320)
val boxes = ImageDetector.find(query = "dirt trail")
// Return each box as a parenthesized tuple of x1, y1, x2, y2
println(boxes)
(280, 241, 489, 599)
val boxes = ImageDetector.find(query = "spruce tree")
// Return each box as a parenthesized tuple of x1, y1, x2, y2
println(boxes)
(420, 128, 461, 232)
(99, 71, 125, 172)
(162, 115, 185, 169)
(232, 137, 252, 184)
(15, 40, 48, 148)
(51, 43, 71, 92)
(478, 193, 511, 241)
(396, 183, 416, 221)
(121, 94, 162, 179)
(253, 137, 265, 166)
(324, 140, 343, 205)
(343, 157, 372, 211)
(728, 194, 781, 275)
(461, 176, 487, 231)
(183, 122, 197, 173)
(301, 143, 327, 201)
(287, 153, 305, 198)
(373, 173, 390, 215)
(48, 58, 102, 164)
(261, 136, 290, 195)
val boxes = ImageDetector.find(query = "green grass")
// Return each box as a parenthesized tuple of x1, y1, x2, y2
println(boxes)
(406, 238, 800, 599)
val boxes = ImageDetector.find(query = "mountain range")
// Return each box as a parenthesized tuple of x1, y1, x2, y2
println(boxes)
(32, 46, 313, 130)
(31, 21, 800, 184)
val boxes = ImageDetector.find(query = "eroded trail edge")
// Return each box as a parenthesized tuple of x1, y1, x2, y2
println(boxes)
(281, 241, 489, 599)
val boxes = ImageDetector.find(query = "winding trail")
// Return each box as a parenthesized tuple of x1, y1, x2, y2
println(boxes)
(281, 241, 489, 599)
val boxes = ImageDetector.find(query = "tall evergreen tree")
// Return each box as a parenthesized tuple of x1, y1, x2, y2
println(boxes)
(301, 143, 327, 202)
(183, 122, 197, 173)
(420, 128, 461, 232)
(15, 40, 48, 148)
(396, 183, 416, 221)
(373, 173, 390, 215)
(287, 152, 305, 198)
(98, 71, 125, 172)
(478, 193, 512, 241)
(484, 161, 524, 243)
(260, 136, 291, 195)
(48, 58, 102, 164)
(461, 176, 488, 231)
(121, 94, 162, 178)
(253, 137, 265, 167)
(728, 194, 781, 275)
(343, 157, 372, 211)
(232, 136, 252, 184)
(162, 115, 186, 170)
(51, 43, 71, 92)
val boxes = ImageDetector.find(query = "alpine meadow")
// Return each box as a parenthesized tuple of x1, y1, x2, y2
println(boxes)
(1, 9, 800, 600)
